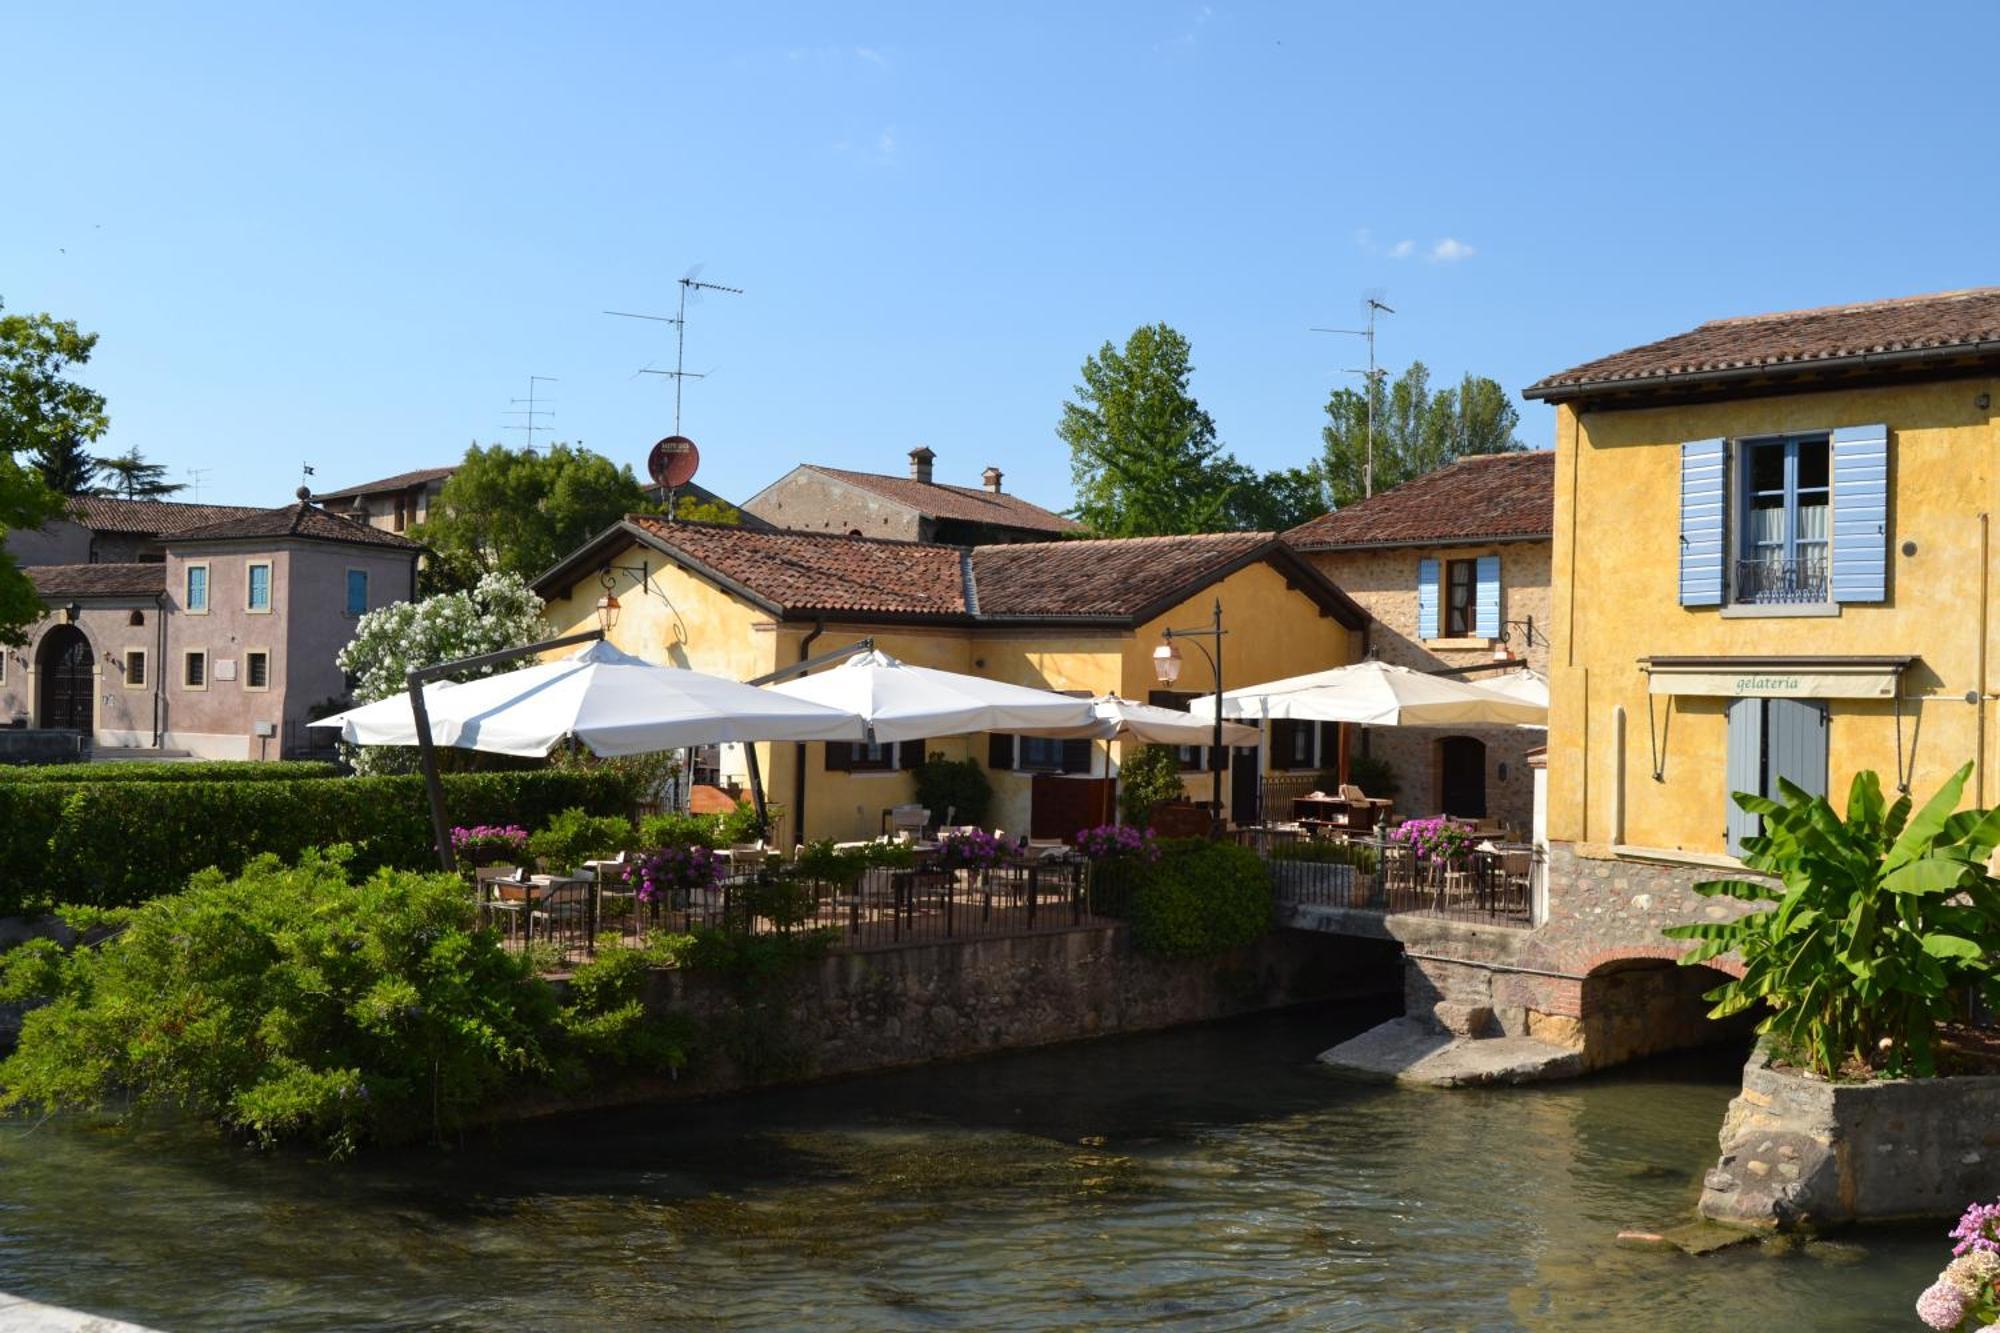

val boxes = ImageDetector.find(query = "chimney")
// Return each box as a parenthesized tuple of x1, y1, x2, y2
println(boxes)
(982, 466, 1003, 494)
(908, 445, 935, 484)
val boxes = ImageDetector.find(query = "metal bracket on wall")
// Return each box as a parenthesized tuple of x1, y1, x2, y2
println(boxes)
(1645, 688, 1671, 782)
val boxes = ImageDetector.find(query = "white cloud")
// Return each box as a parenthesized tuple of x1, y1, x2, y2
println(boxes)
(1429, 238, 1475, 263)
(855, 46, 886, 66)
(1388, 239, 1415, 259)
(876, 128, 897, 159)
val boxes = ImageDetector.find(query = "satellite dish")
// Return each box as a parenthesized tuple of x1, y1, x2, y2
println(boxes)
(648, 436, 700, 490)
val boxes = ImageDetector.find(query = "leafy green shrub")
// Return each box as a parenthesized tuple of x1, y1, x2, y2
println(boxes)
(1338, 754, 1399, 800)
(529, 807, 634, 874)
(0, 848, 557, 1156)
(914, 752, 991, 828)
(0, 760, 341, 784)
(1124, 837, 1274, 959)
(1665, 765, 2000, 1078)
(716, 797, 779, 845)
(637, 810, 723, 850)
(1, 768, 637, 915)
(555, 934, 695, 1077)
(1266, 837, 1377, 870)
(1119, 744, 1187, 826)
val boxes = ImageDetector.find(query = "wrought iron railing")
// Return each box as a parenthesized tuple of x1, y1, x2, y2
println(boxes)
(1734, 556, 1828, 605)
(1234, 826, 1536, 928)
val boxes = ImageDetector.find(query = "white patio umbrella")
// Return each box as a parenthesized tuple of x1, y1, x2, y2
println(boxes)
(763, 649, 1095, 742)
(1187, 659, 1547, 728)
(1471, 667, 1549, 711)
(309, 639, 865, 757)
(1013, 696, 1259, 747)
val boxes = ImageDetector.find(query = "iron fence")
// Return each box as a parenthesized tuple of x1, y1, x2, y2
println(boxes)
(1234, 825, 1536, 928)
(1735, 556, 1828, 606)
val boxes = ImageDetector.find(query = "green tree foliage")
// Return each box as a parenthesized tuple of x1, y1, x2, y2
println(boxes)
(1319, 361, 1525, 509)
(91, 445, 186, 499)
(913, 752, 993, 828)
(527, 806, 634, 874)
(413, 443, 652, 592)
(671, 493, 742, 524)
(1118, 743, 1188, 826)
(1, 300, 109, 497)
(1664, 765, 2000, 1078)
(1218, 461, 1329, 531)
(1120, 837, 1274, 958)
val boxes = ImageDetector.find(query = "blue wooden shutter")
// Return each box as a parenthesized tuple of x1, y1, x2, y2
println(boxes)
(1765, 699, 1828, 802)
(1680, 438, 1726, 607)
(1417, 558, 1440, 639)
(1724, 698, 1763, 856)
(1474, 555, 1501, 638)
(1831, 424, 1889, 603)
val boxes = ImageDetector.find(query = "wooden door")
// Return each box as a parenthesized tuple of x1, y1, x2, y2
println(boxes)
(36, 626, 94, 733)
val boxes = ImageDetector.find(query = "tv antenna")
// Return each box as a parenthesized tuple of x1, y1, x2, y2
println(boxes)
(606, 267, 744, 434)
(1312, 295, 1395, 498)
(503, 375, 558, 452)
(185, 467, 212, 503)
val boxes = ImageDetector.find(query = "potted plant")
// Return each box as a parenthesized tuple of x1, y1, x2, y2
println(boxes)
(450, 824, 530, 870)
(624, 842, 725, 911)
(1073, 822, 1159, 916)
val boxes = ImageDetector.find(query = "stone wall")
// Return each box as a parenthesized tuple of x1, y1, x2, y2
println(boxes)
(1701, 1044, 2000, 1230)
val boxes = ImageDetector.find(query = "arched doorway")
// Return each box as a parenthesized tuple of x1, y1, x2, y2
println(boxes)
(1578, 957, 1756, 1069)
(36, 625, 94, 733)
(1437, 735, 1487, 818)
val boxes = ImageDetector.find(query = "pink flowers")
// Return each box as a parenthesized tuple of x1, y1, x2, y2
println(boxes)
(1390, 816, 1474, 865)
(449, 825, 529, 863)
(1919, 1279, 1972, 1331)
(1917, 1199, 2000, 1328)
(937, 827, 1006, 871)
(625, 844, 724, 904)
(1074, 823, 1159, 863)
(1955, 1200, 2000, 1256)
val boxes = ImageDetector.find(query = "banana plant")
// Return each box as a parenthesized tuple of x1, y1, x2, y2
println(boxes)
(1665, 764, 2000, 1078)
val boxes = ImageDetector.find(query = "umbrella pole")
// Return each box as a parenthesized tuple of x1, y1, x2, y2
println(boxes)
(745, 743, 770, 838)
(408, 674, 456, 874)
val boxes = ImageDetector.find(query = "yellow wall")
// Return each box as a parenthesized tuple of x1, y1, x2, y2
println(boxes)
(1550, 377, 2000, 855)
(543, 542, 1363, 842)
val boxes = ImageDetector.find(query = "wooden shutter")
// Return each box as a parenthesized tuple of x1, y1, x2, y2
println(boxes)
(897, 740, 925, 770)
(1417, 558, 1440, 638)
(1831, 424, 1889, 603)
(1318, 722, 1340, 775)
(1765, 699, 1827, 802)
(824, 742, 852, 772)
(1060, 738, 1092, 773)
(988, 734, 1015, 770)
(1724, 698, 1763, 856)
(1269, 720, 1297, 770)
(1680, 439, 1727, 607)
(1474, 555, 1501, 638)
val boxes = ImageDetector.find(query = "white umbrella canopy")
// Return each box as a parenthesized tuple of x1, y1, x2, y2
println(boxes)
(1013, 695, 1259, 747)
(1187, 659, 1547, 728)
(309, 640, 866, 757)
(1473, 667, 1550, 710)
(763, 649, 1096, 743)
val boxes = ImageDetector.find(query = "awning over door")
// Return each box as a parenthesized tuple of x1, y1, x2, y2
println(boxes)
(1639, 655, 1917, 699)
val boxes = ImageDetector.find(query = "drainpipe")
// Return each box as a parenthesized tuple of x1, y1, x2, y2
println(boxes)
(1981, 514, 1991, 807)
(153, 592, 167, 748)
(793, 619, 825, 844)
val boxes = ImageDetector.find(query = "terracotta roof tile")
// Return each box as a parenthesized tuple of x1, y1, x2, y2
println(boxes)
(66, 496, 264, 536)
(1284, 453, 1553, 550)
(314, 466, 457, 501)
(804, 466, 1082, 534)
(1526, 287, 2000, 401)
(970, 531, 1272, 617)
(28, 563, 166, 599)
(167, 503, 425, 550)
(625, 517, 966, 615)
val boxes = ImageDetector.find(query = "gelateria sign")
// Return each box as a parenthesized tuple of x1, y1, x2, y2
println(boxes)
(1641, 655, 1916, 699)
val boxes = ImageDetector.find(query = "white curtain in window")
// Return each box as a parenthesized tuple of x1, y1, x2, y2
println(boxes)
(1748, 504, 1786, 556)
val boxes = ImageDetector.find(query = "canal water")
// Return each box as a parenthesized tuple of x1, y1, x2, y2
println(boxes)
(0, 1003, 1944, 1330)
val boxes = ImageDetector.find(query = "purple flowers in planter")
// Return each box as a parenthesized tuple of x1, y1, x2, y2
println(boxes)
(937, 828, 1005, 871)
(450, 825, 530, 863)
(1914, 1198, 2000, 1328)
(1390, 816, 1474, 866)
(625, 843, 725, 904)
(1073, 823, 1159, 863)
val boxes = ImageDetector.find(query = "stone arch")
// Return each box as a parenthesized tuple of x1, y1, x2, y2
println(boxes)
(1575, 951, 1755, 1070)
(34, 622, 95, 733)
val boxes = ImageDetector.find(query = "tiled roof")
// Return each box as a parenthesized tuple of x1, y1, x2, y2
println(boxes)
(1525, 287, 2000, 402)
(66, 496, 264, 536)
(624, 517, 966, 615)
(1284, 453, 1554, 551)
(167, 503, 425, 550)
(28, 563, 166, 599)
(314, 466, 457, 501)
(803, 466, 1083, 534)
(970, 531, 1272, 617)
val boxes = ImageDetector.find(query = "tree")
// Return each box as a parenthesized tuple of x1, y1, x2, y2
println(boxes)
(334, 571, 548, 774)
(92, 446, 187, 500)
(1319, 361, 1525, 509)
(1220, 462, 1328, 532)
(1060, 323, 1244, 536)
(412, 443, 652, 593)
(671, 493, 742, 525)
(0, 300, 94, 642)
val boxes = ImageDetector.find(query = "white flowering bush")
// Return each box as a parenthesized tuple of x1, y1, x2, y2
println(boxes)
(334, 572, 549, 774)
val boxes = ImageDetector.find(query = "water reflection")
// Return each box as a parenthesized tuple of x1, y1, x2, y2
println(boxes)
(0, 1003, 1941, 1330)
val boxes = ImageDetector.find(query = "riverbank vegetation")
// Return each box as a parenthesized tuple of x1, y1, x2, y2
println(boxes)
(1080, 827, 1273, 959)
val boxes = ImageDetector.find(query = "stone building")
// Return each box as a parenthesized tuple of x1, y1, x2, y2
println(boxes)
(314, 466, 457, 534)
(1285, 452, 1553, 832)
(4, 495, 420, 759)
(743, 446, 1082, 544)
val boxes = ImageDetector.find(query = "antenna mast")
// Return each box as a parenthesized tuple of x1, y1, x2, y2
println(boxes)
(185, 467, 212, 503)
(1312, 296, 1395, 498)
(503, 375, 558, 452)
(606, 271, 744, 435)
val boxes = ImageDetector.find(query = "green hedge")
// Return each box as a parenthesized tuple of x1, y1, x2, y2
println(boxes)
(0, 760, 343, 784)
(0, 769, 637, 915)
(1122, 837, 1274, 960)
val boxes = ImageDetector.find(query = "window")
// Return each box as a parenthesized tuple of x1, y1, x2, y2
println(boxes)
(1445, 559, 1478, 637)
(1148, 690, 1224, 772)
(1017, 736, 1066, 771)
(825, 739, 924, 772)
(1270, 719, 1315, 771)
(183, 650, 208, 690)
(1737, 436, 1830, 604)
(184, 564, 209, 614)
(245, 650, 270, 691)
(345, 569, 369, 617)
(1724, 698, 1827, 855)
(393, 495, 408, 532)
(123, 649, 147, 689)
(246, 562, 272, 612)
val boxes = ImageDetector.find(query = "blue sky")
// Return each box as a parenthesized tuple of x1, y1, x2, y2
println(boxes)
(6, 3, 1998, 513)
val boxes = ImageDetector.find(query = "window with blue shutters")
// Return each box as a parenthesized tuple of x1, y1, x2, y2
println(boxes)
(1474, 555, 1501, 638)
(1679, 439, 1726, 607)
(1830, 424, 1889, 603)
(1736, 435, 1830, 605)
(1723, 697, 1827, 856)
(1417, 558, 1440, 639)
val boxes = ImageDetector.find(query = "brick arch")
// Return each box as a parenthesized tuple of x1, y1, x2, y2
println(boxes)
(1577, 944, 1745, 980)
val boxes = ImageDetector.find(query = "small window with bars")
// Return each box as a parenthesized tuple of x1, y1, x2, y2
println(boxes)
(245, 651, 271, 691)
(183, 651, 208, 690)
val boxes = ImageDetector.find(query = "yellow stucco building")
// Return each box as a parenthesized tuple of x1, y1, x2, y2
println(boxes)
(534, 516, 1366, 842)
(1527, 287, 2000, 866)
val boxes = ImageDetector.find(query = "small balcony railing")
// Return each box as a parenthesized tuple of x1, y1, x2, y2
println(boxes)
(1734, 556, 1828, 606)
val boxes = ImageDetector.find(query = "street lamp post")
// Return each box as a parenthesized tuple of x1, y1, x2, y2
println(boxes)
(1154, 598, 1228, 837)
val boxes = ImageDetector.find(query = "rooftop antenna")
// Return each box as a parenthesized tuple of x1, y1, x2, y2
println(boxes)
(606, 266, 744, 434)
(185, 467, 212, 503)
(502, 375, 558, 453)
(1312, 293, 1395, 498)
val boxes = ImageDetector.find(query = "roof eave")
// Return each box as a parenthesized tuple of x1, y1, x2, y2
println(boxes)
(1289, 531, 1553, 554)
(1525, 339, 2000, 405)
